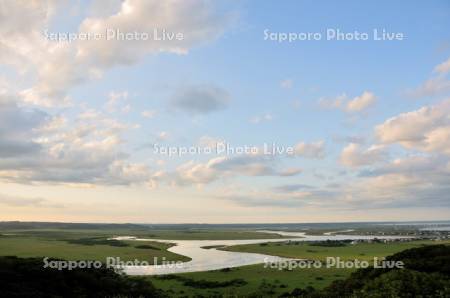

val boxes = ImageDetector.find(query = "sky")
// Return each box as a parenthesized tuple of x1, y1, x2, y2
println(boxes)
(0, 0, 449, 223)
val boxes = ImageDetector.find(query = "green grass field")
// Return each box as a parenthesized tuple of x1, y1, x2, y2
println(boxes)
(146, 239, 450, 297)
(0, 227, 286, 264)
(0, 228, 288, 240)
(147, 264, 353, 297)
(2, 224, 449, 297)
(0, 235, 189, 263)
(222, 239, 450, 261)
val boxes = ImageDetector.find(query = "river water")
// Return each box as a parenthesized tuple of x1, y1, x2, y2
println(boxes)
(112, 231, 411, 275)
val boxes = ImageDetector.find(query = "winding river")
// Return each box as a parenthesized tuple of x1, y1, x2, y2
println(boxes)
(113, 230, 412, 275)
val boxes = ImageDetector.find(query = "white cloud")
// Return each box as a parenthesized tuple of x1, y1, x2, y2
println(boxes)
(1, 0, 233, 107)
(105, 91, 129, 113)
(375, 99, 450, 155)
(0, 1, 58, 72)
(318, 93, 346, 109)
(0, 94, 153, 186)
(173, 154, 300, 186)
(318, 91, 376, 113)
(278, 167, 303, 176)
(408, 77, 450, 98)
(87, 0, 123, 18)
(78, 109, 103, 120)
(174, 158, 224, 185)
(293, 141, 325, 159)
(340, 143, 386, 167)
(434, 57, 450, 75)
(344, 154, 450, 208)
(220, 153, 450, 209)
(0, 94, 47, 157)
(217, 186, 336, 208)
(408, 57, 450, 98)
(77, 0, 232, 66)
(107, 160, 152, 185)
(345, 91, 376, 112)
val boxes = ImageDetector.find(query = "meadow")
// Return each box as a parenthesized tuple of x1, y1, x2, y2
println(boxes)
(0, 225, 285, 263)
(148, 264, 353, 297)
(0, 235, 189, 263)
(1, 222, 449, 297)
(221, 239, 450, 261)
(146, 239, 450, 297)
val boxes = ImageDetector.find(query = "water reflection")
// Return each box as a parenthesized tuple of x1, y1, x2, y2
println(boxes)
(114, 231, 411, 275)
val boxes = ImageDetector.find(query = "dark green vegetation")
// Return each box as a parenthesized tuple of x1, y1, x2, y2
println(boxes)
(0, 256, 166, 298)
(309, 240, 349, 247)
(299, 245, 450, 297)
(149, 245, 450, 297)
(201, 245, 226, 249)
(2, 221, 450, 297)
(135, 244, 162, 250)
(3, 244, 449, 297)
(65, 237, 130, 247)
(156, 274, 248, 289)
(148, 264, 353, 297)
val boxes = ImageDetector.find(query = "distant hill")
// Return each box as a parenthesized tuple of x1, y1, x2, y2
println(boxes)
(0, 221, 146, 230)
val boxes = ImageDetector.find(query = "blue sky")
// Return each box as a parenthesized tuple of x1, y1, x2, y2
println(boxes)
(0, 0, 449, 223)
